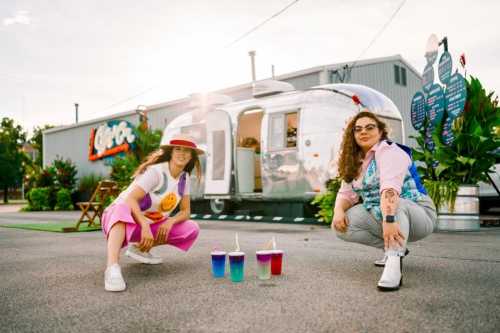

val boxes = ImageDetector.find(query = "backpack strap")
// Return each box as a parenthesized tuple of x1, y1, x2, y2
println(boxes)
(385, 141, 427, 195)
(178, 172, 187, 197)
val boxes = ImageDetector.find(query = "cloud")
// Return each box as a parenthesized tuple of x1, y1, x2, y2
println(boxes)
(3, 11, 31, 26)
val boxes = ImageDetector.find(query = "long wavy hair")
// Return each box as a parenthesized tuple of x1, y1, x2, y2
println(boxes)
(337, 111, 389, 183)
(132, 146, 202, 180)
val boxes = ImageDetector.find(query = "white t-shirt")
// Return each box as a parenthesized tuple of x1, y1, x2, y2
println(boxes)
(116, 162, 191, 221)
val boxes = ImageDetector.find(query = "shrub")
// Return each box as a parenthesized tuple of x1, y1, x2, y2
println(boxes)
(310, 178, 342, 224)
(27, 187, 51, 211)
(27, 157, 78, 209)
(52, 157, 78, 191)
(78, 174, 103, 193)
(23, 163, 41, 196)
(110, 153, 139, 190)
(54, 188, 74, 211)
(36, 167, 56, 187)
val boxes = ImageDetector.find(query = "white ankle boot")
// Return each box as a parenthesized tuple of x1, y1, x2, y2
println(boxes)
(377, 255, 402, 291)
(374, 248, 409, 267)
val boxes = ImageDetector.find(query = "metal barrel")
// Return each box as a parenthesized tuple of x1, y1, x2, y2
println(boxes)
(437, 185, 480, 231)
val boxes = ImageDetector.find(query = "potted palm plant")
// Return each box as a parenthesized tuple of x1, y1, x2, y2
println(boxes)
(413, 76, 500, 230)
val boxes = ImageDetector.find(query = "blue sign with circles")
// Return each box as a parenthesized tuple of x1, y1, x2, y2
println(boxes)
(426, 84, 445, 126)
(422, 63, 434, 93)
(442, 116, 455, 146)
(425, 125, 436, 152)
(411, 92, 426, 130)
(445, 72, 467, 119)
(438, 51, 452, 85)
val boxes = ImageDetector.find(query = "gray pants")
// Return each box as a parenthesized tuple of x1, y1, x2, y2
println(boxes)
(336, 195, 437, 254)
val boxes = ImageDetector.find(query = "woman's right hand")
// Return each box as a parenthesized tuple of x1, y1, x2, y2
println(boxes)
(138, 224, 154, 252)
(332, 209, 348, 233)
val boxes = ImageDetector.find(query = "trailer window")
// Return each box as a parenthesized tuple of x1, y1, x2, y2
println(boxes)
(286, 112, 298, 148)
(268, 111, 299, 150)
(269, 114, 285, 150)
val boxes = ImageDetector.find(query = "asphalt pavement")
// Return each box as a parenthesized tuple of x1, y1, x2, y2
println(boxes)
(0, 209, 499, 333)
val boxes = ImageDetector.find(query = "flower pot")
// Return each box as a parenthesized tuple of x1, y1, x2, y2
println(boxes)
(437, 185, 480, 231)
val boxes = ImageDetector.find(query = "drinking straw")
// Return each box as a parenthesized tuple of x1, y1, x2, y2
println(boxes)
(272, 236, 277, 250)
(235, 233, 240, 252)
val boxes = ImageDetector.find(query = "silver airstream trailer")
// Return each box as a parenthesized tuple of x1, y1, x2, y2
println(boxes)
(161, 81, 404, 216)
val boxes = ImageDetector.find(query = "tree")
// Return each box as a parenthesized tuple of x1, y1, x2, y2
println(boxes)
(110, 124, 161, 190)
(132, 125, 163, 161)
(0, 118, 27, 203)
(29, 124, 54, 167)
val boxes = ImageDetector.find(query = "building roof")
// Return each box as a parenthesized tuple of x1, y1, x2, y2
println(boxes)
(290, 54, 422, 79)
(216, 54, 421, 95)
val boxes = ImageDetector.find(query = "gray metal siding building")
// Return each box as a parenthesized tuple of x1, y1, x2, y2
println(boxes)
(274, 55, 422, 147)
(43, 100, 191, 178)
(44, 54, 421, 178)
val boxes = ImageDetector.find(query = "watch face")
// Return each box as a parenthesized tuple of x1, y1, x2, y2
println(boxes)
(385, 215, 395, 223)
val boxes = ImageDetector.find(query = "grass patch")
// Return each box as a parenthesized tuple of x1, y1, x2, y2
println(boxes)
(0, 222, 101, 233)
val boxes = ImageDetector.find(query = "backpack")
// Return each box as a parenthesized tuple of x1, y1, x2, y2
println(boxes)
(386, 141, 427, 195)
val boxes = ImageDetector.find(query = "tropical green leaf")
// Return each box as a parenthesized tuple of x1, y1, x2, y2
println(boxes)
(435, 164, 449, 177)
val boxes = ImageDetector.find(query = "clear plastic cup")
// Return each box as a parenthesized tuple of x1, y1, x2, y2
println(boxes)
(271, 250, 284, 275)
(256, 250, 272, 280)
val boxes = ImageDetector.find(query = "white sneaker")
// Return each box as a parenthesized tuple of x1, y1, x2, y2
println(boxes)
(377, 255, 403, 291)
(104, 264, 126, 292)
(125, 245, 163, 265)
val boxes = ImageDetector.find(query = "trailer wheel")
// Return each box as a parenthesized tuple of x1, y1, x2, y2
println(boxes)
(209, 199, 230, 214)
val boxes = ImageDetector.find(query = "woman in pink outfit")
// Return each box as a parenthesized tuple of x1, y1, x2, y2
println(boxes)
(102, 134, 204, 292)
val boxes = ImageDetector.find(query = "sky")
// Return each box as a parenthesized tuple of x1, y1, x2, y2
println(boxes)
(1, 0, 499, 138)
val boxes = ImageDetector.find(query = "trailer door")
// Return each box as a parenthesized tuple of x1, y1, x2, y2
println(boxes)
(260, 109, 302, 198)
(205, 110, 232, 195)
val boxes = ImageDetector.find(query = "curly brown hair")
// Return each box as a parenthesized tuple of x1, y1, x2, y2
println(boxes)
(133, 146, 201, 180)
(337, 111, 389, 183)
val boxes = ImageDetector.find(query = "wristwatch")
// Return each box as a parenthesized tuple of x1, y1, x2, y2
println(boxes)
(384, 215, 395, 223)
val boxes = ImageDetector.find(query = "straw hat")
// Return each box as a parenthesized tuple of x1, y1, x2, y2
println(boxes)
(160, 133, 205, 155)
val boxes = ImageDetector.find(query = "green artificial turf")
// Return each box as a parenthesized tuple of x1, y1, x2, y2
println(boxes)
(0, 222, 101, 233)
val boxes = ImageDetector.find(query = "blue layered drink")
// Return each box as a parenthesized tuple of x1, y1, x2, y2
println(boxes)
(211, 250, 226, 278)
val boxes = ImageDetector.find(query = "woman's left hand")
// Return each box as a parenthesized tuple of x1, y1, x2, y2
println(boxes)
(382, 222, 405, 250)
(155, 220, 174, 245)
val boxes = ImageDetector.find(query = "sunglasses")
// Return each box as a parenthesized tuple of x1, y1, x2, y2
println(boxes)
(353, 124, 378, 133)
